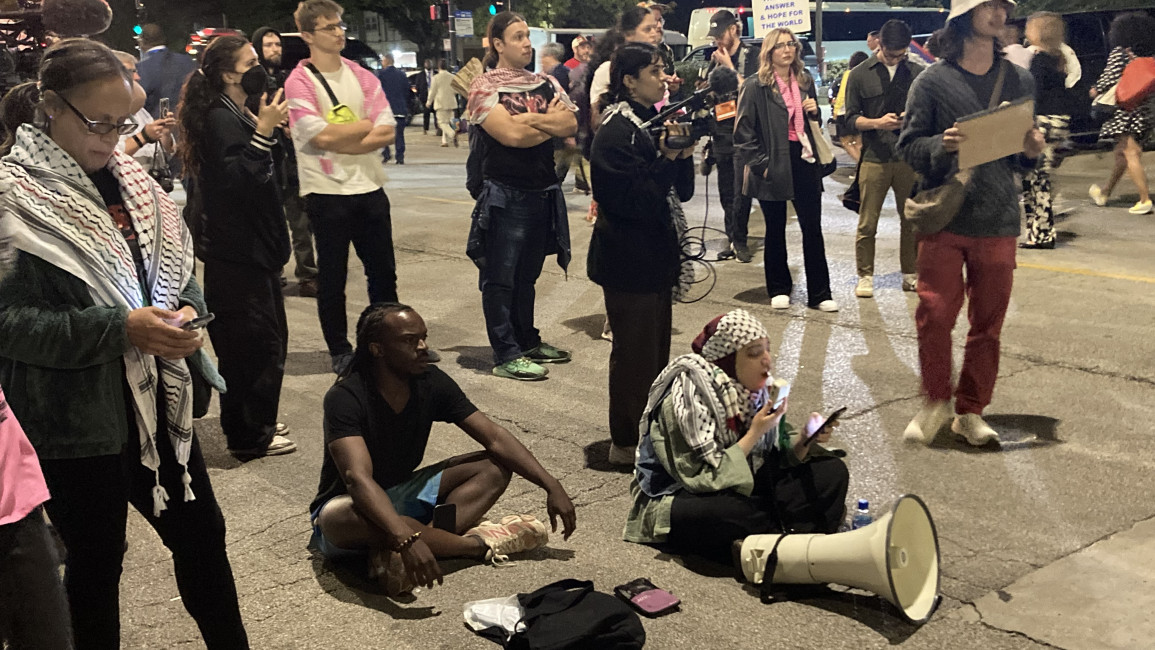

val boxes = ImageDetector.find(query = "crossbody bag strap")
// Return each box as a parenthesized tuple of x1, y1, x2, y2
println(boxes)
(988, 59, 1009, 110)
(305, 62, 342, 107)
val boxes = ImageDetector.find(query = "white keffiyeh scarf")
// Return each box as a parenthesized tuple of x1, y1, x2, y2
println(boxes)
(0, 125, 196, 516)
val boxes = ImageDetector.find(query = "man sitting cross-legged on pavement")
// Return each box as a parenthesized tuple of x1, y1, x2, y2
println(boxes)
(310, 303, 578, 595)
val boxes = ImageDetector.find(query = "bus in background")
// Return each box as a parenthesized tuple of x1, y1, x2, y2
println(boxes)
(689, 3, 948, 62)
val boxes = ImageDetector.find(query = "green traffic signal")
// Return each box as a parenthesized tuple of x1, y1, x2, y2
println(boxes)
(133, 24, 143, 35)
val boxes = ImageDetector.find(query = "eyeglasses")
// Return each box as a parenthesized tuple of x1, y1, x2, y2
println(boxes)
(56, 94, 138, 135)
(881, 49, 909, 62)
(310, 22, 348, 34)
(771, 41, 801, 52)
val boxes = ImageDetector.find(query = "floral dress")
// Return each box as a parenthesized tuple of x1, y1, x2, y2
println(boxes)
(1097, 47, 1154, 141)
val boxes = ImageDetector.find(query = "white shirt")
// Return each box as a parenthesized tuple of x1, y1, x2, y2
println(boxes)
(115, 107, 163, 170)
(591, 61, 611, 110)
(296, 62, 393, 196)
(885, 63, 898, 80)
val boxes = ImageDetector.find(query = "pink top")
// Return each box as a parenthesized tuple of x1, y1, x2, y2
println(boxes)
(0, 386, 50, 525)
(774, 71, 802, 142)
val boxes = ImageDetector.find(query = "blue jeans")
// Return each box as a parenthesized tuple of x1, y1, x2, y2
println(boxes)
(385, 115, 407, 162)
(481, 188, 550, 364)
(306, 190, 398, 357)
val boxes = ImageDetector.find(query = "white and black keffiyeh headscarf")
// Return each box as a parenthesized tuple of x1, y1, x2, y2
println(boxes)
(0, 124, 196, 516)
(639, 309, 771, 468)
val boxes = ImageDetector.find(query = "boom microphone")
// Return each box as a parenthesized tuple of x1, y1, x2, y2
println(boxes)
(42, 0, 113, 37)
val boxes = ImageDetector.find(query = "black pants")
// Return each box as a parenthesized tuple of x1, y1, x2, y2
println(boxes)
(39, 426, 248, 649)
(604, 287, 672, 448)
(667, 454, 849, 563)
(204, 261, 288, 452)
(283, 185, 318, 282)
(306, 190, 399, 358)
(759, 141, 833, 307)
(0, 506, 74, 650)
(423, 105, 438, 133)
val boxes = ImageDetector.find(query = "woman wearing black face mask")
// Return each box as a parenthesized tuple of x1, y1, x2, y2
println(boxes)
(177, 35, 297, 458)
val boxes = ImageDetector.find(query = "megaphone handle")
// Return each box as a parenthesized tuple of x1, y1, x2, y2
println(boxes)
(756, 534, 791, 603)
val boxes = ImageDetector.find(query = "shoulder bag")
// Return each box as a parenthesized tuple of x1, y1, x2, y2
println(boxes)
(305, 63, 359, 124)
(904, 59, 1007, 237)
(1117, 56, 1155, 112)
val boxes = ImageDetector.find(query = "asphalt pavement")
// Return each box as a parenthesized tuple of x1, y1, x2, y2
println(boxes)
(124, 131, 1155, 649)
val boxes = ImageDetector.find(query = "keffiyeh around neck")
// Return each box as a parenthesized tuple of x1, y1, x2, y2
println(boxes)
(466, 67, 575, 125)
(639, 310, 771, 469)
(0, 125, 196, 517)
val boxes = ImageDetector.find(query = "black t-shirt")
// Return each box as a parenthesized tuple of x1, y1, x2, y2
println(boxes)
(90, 168, 146, 280)
(479, 80, 558, 190)
(310, 366, 478, 513)
(956, 59, 1003, 108)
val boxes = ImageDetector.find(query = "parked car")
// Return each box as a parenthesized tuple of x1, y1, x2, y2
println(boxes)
(279, 33, 381, 72)
(185, 27, 246, 61)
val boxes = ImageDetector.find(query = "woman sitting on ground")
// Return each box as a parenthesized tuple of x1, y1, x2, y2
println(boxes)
(623, 309, 850, 563)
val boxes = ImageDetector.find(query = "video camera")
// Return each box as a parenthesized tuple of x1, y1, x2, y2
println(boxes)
(641, 66, 739, 151)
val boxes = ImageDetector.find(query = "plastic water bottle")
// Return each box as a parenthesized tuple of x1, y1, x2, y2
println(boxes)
(851, 499, 873, 530)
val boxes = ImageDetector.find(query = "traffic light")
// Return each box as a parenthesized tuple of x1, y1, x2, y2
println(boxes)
(133, 24, 143, 35)
(489, 1, 504, 15)
(429, 3, 449, 21)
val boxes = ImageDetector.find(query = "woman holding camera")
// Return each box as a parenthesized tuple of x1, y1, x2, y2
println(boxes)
(0, 39, 246, 648)
(734, 27, 837, 312)
(623, 308, 849, 562)
(588, 42, 696, 466)
(179, 35, 295, 459)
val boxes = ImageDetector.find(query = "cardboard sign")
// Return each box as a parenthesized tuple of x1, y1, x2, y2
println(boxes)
(956, 97, 1036, 170)
(753, 0, 811, 38)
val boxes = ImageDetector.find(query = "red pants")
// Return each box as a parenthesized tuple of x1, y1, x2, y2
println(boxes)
(915, 231, 1016, 415)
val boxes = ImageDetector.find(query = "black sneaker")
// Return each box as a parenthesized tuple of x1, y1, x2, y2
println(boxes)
(525, 342, 571, 364)
(732, 242, 753, 263)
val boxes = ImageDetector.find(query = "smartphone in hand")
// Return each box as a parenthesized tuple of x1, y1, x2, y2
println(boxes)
(769, 379, 790, 411)
(803, 407, 846, 446)
(181, 313, 215, 331)
(159, 97, 171, 118)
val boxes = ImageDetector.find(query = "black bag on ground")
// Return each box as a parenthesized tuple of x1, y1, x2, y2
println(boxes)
(476, 579, 646, 650)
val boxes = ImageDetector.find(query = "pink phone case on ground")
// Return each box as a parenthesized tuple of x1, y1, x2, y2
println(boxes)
(614, 578, 681, 617)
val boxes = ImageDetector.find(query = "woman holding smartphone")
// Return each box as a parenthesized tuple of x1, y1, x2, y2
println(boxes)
(623, 309, 849, 563)
(178, 35, 295, 458)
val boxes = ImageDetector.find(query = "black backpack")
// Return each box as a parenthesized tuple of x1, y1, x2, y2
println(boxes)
(476, 579, 646, 650)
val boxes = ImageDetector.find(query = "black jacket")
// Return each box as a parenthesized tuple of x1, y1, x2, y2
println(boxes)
(587, 100, 694, 294)
(733, 70, 824, 202)
(250, 26, 298, 190)
(196, 96, 292, 271)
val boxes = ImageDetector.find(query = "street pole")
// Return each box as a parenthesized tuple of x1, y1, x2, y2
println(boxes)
(447, 0, 457, 69)
(815, 0, 824, 79)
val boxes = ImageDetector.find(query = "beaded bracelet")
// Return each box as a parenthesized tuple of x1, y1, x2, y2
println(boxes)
(394, 531, 421, 552)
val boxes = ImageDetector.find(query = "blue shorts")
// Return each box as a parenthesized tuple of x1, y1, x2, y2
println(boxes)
(309, 462, 446, 562)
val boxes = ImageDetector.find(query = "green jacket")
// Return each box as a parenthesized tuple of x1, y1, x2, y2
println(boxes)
(0, 251, 222, 460)
(623, 398, 842, 545)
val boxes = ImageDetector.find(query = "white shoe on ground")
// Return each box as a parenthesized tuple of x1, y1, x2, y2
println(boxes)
(903, 400, 952, 444)
(902, 274, 918, 292)
(1088, 184, 1108, 207)
(815, 300, 839, 312)
(1128, 200, 1153, 215)
(770, 294, 790, 309)
(952, 413, 1001, 446)
(855, 276, 873, 298)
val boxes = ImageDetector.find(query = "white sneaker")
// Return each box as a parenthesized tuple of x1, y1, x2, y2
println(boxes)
(1088, 184, 1108, 207)
(1128, 200, 1153, 215)
(771, 294, 790, 309)
(903, 400, 951, 444)
(815, 300, 839, 312)
(952, 413, 1000, 446)
(855, 276, 874, 298)
(902, 274, 918, 292)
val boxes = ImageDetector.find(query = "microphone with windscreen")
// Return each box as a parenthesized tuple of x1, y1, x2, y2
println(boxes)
(41, 0, 113, 37)
(640, 65, 740, 150)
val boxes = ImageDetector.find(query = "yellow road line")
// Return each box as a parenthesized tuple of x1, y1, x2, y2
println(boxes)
(412, 195, 475, 206)
(1019, 262, 1155, 285)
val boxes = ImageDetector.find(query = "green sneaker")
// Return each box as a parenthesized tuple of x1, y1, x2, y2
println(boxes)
(493, 357, 549, 381)
(525, 342, 572, 364)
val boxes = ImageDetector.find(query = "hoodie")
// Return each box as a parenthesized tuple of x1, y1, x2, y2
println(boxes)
(250, 26, 298, 189)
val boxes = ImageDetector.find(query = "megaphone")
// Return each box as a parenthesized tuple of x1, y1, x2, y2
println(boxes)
(735, 494, 941, 624)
